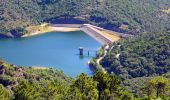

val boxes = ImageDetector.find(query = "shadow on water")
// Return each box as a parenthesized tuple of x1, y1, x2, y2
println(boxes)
(0, 34, 11, 39)
(75, 53, 97, 58)
(75, 52, 97, 76)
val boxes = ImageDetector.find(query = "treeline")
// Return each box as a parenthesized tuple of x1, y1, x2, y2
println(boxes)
(0, 60, 170, 100)
(0, 0, 170, 36)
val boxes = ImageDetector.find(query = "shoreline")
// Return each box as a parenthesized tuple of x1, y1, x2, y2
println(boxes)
(22, 24, 80, 37)
(1, 23, 122, 45)
(1, 23, 122, 74)
(22, 23, 121, 44)
(88, 45, 108, 73)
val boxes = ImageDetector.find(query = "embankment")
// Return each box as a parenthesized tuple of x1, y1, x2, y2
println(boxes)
(22, 23, 80, 37)
(21, 23, 122, 45)
(81, 24, 121, 44)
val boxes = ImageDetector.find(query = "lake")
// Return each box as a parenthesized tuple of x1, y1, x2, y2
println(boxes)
(0, 31, 101, 77)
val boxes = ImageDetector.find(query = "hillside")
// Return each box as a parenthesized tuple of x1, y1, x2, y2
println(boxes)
(100, 32, 170, 79)
(0, 59, 72, 86)
(1, 0, 170, 99)
(0, 59, 72, 99)
(123, 72, 170, 98)
(0, 59, 170, 99)
(88, 31, 170, 99)
(0, 0, 170, 37)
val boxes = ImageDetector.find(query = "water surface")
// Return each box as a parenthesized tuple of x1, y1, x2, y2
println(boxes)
(0, 31, 101, 77)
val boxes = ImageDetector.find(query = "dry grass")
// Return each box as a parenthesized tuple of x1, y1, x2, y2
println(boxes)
(26, 23, 51, 34)
(23, 23, 80, 37)
(32, 66, 49, 70)
(89, 26, 121, 43)
(101, 30, 121, 42)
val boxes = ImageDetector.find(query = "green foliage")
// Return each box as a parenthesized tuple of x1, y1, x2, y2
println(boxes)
(149, 76, 169, 98)
(14, 80, 43, 100)
(68, 73, 98, 100)
(120, 91, 133, 100)
(123, 77, 152, 98)
(89, 58, 103, 72)
(101, 32, 170, 79)
(0, 60, 131, 100)
(97, 47, 105, 58)
(14, 80, 69, 100)
(0, 60, 72, 100)
(90, 0, 170, 33)
(0, 84, 13, 100)
(140, 76, 170, 100)
(1, 59, 170, 99)
(0, 0, 170, 35)
(93, 71, 122, 99)
(0, 1, 170, 99)
(0, 75, 14, 86)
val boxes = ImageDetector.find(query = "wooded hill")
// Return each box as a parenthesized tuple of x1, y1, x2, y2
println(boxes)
(0, 0, 170, 36)
(0, 60, 170, 99)
(1, 0, 170, 99)
(87, 30, 170, 98)
(101, 32, 170, 79)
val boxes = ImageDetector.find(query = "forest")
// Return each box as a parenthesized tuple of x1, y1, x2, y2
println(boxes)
(101, 32, 170, 79)
(0, 60, 170, 100)
(0, 0, 170, 36)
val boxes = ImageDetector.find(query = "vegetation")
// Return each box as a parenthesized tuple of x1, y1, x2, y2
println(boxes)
(91, 31, 170, 99)
(1, 0, 170, 99)
(101, 32, 170, 79)
(0, 0, 170, 36)
(0, 84, 13, 100)
(0, 59, 71, 100)
(1, 59, 170, 100)
(123, 73, 170, 99)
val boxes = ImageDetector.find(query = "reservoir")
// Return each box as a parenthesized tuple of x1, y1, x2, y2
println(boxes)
(0, 31, 101, 77)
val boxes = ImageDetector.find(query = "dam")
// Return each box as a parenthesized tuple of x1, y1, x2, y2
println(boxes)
(0, 23, 131, 77)
(51, 24, 124, 45)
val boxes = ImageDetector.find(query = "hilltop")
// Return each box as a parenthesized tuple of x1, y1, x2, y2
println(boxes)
(0, 0, 170, 37)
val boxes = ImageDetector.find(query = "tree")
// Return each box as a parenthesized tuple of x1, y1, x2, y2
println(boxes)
(142, 83, 154, 99)
(93, 71, 110, 100)
(42, 82, 69, 100)
(142, 76, 169, 99)
(109, 74, 121, 94)
(120, 91, 133, 100)
(14, 80, 43, 100)
(70, 73, 98, 100)
(109, 73, 121, 99)
(0, 84, 13, 100)
(149, 76, 169, 98)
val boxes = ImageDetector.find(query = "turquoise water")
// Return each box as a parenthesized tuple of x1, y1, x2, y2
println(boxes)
(0, 31, 101, 77)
